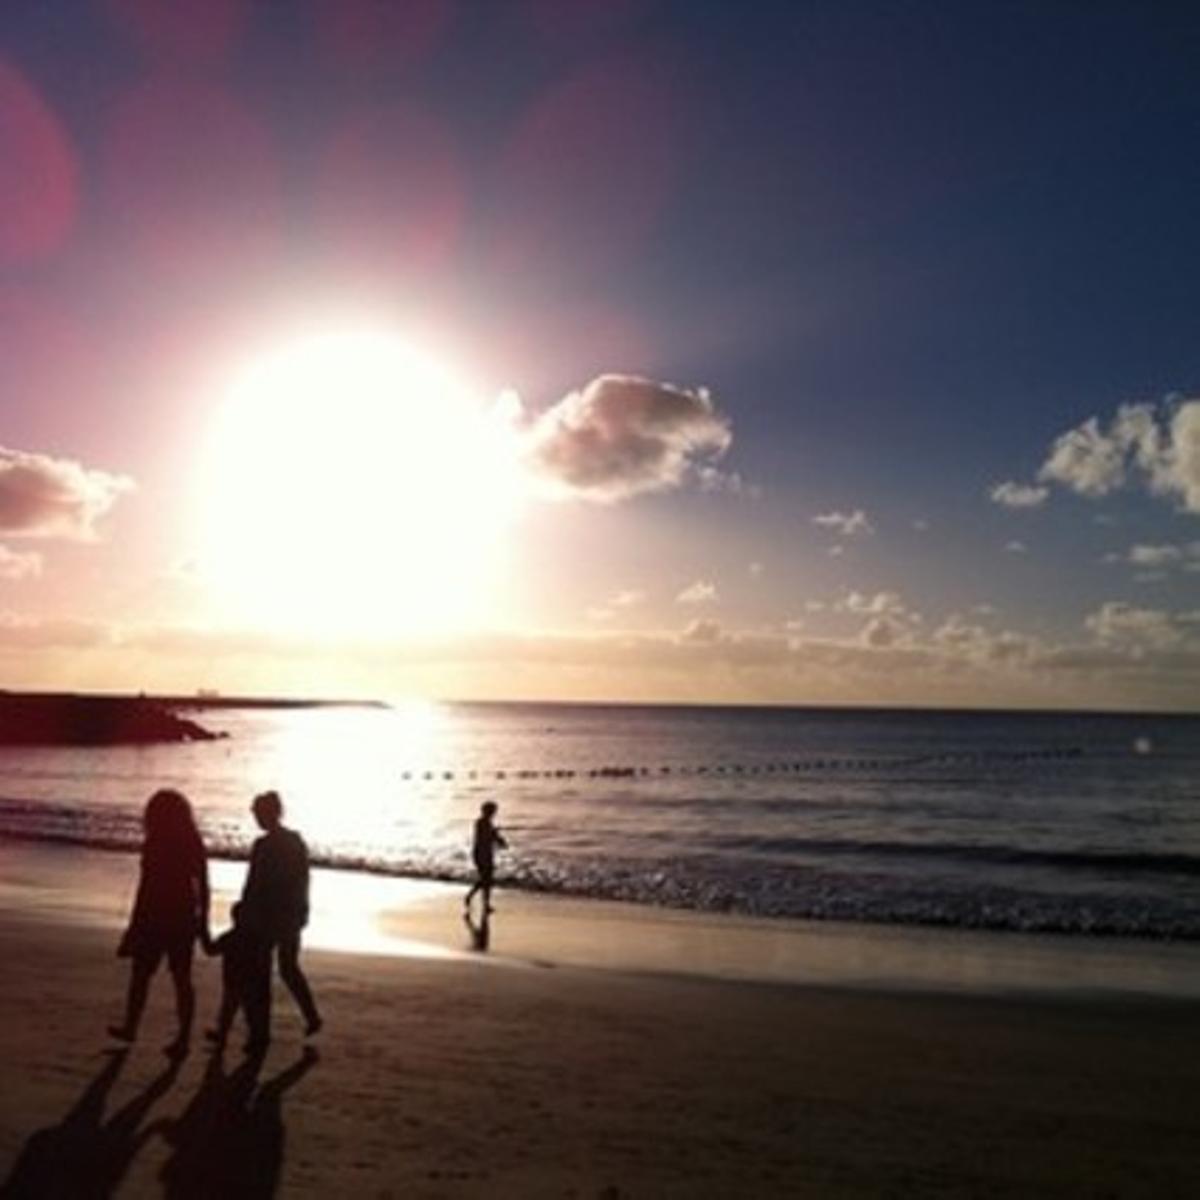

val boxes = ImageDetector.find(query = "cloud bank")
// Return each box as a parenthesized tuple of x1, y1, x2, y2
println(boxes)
(0, 445, 133, 539)
(521, 374, 732, 502)
(1038, 397, 1200, 513)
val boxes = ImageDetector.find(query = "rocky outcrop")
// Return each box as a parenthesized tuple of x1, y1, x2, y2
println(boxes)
(0, 693, 225, 745)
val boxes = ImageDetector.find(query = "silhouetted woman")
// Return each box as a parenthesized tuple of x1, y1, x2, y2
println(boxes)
(108, 789, 210, 1057)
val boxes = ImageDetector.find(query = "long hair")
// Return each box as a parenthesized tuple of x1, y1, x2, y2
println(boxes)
(142, 788, 204, 862)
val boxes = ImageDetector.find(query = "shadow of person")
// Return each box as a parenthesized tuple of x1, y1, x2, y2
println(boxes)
(463, 905, 492, 952)
(159, 1047, 318, 1198)
(1, 1048, 182, 1199)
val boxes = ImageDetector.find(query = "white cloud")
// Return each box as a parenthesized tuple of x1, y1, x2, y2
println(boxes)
(0, 545, 42, 580)
(521, 374, 732, 503)
(1004, 540, 1027, 554)
(1129, 544, 1183, 567)
(828, 544, 844, 557)
(612, 589, 645, 608)
(676, 580, 717, 605)
(840, 590, 905, 615)
(813, 509, 873, 536)
(1084, 601, 1196, 650)
(1038, 398, 1200, 513)
(990, 480, 1049, 509)
(0, 446, 134, 540)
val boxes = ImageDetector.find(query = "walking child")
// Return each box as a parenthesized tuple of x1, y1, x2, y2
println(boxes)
(203, 902, 269, 1052)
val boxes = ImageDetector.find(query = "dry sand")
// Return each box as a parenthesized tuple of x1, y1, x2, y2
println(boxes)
(2, 845, 1200, 1197)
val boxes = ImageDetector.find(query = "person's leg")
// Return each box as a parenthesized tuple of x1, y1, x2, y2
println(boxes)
(277, 930, 321, 1034)
(165, 941, 195, 1053)
(206, 974, 238, 1045)
(243, 939, 272, 1054)
(109, 954, 159, 1040)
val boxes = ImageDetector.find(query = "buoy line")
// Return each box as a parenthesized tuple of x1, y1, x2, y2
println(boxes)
(398, 746, 1084, 783)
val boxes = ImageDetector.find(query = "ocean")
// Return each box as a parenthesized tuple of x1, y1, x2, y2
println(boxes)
(1, 702, 1197, 939)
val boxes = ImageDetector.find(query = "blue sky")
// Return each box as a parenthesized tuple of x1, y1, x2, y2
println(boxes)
(0, 1, 1197, 708)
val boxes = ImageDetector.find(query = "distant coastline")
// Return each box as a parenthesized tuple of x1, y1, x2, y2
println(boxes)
(0, 690, 382, 746)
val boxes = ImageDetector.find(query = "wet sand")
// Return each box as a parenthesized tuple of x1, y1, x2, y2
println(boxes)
(2, 844, 1200, 1196)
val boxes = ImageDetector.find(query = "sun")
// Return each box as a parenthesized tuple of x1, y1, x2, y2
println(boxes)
(194, 329, 525, 636)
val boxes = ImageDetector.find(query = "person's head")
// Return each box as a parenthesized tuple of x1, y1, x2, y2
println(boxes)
(143, 788, 201, 850)
(481, 801, 498, 820)
(252, 790, 284, 831)
(230, 901, 243, 925)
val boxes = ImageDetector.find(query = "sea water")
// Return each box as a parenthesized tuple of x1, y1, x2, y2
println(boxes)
(0, 703, 1197, 939)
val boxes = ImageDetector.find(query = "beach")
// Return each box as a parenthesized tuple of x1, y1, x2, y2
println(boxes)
(2, 845, 1200, 1197)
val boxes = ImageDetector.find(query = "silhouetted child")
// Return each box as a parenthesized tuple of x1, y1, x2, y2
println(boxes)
(204, 902, 269, 1052)
(464, 801, 507, 913)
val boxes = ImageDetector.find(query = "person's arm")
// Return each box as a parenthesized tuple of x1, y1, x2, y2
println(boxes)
(196, 846, 212, 949)
(494, 828, 508, 851)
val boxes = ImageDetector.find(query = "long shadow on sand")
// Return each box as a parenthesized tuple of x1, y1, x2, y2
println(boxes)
(1, 1048, 182, 1199)
(158, 1047, 319, 1198)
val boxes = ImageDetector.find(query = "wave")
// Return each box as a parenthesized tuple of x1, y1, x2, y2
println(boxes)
(702, 833, 1200, 877)
(6, 817, 1200, 942)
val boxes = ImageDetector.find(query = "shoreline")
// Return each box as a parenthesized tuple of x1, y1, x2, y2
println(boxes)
(4, 851, 1200, 1194)
(7, 839, 1200, 1000)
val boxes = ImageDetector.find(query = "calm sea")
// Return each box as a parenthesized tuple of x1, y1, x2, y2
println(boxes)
(1, 703, 1197, 939)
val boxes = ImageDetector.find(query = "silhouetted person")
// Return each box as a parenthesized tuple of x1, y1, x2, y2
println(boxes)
(240, 790, 322, 1049)
(204, 902, 271, 1052)
(1, 1049, 181, 1199)
(464, 801, 507, 913)
(109, 789, 210, 1057)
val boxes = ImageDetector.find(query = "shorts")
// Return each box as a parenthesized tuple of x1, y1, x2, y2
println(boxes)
(119, 925, 196, 973)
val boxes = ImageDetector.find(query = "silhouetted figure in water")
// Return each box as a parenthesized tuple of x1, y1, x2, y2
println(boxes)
(158, 1046, 319, 1198)
(240, 791, 322, 1050)
(463, 903, 492, 952)
(109, 789, 210, 1057)
(0, 1049, 181, 1198)
(204, 902, 271, 1052)
(464, 801, 508, 913)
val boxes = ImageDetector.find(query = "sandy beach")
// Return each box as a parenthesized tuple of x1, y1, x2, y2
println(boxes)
(3, 845, 1200, 1198)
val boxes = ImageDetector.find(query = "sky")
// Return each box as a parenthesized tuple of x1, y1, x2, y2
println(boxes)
(0, 0, 1198, 710)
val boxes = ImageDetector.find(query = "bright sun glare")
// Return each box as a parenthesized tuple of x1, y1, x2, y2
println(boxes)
(196, 330, 525, 636)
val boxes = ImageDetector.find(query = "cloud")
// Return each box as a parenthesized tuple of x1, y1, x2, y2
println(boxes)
(520, 374, 732, 503)
(0, 445, 134, 539)
(1128, 544, 1183, 567)
(748, 561, 764, 577)
(990, 480, 1049, 509)
(679, 617, 723, 644)
(1084, 601, 1199, 650)
(861, 615, 907, 648)
(1004, 540, 1027, 554)
(676, 580, 717, 605)
(0, 612, 114, 648)
(1038, 397, 1200, 513)
(812, 509, 873, 536)
(839, 590, 904, 615)
(612, 589, 645, 608)
(0, 545, 41, 580)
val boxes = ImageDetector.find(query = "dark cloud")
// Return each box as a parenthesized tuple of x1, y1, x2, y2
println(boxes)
(523, 374, 732, 502)
(0, 446, 132, 539)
